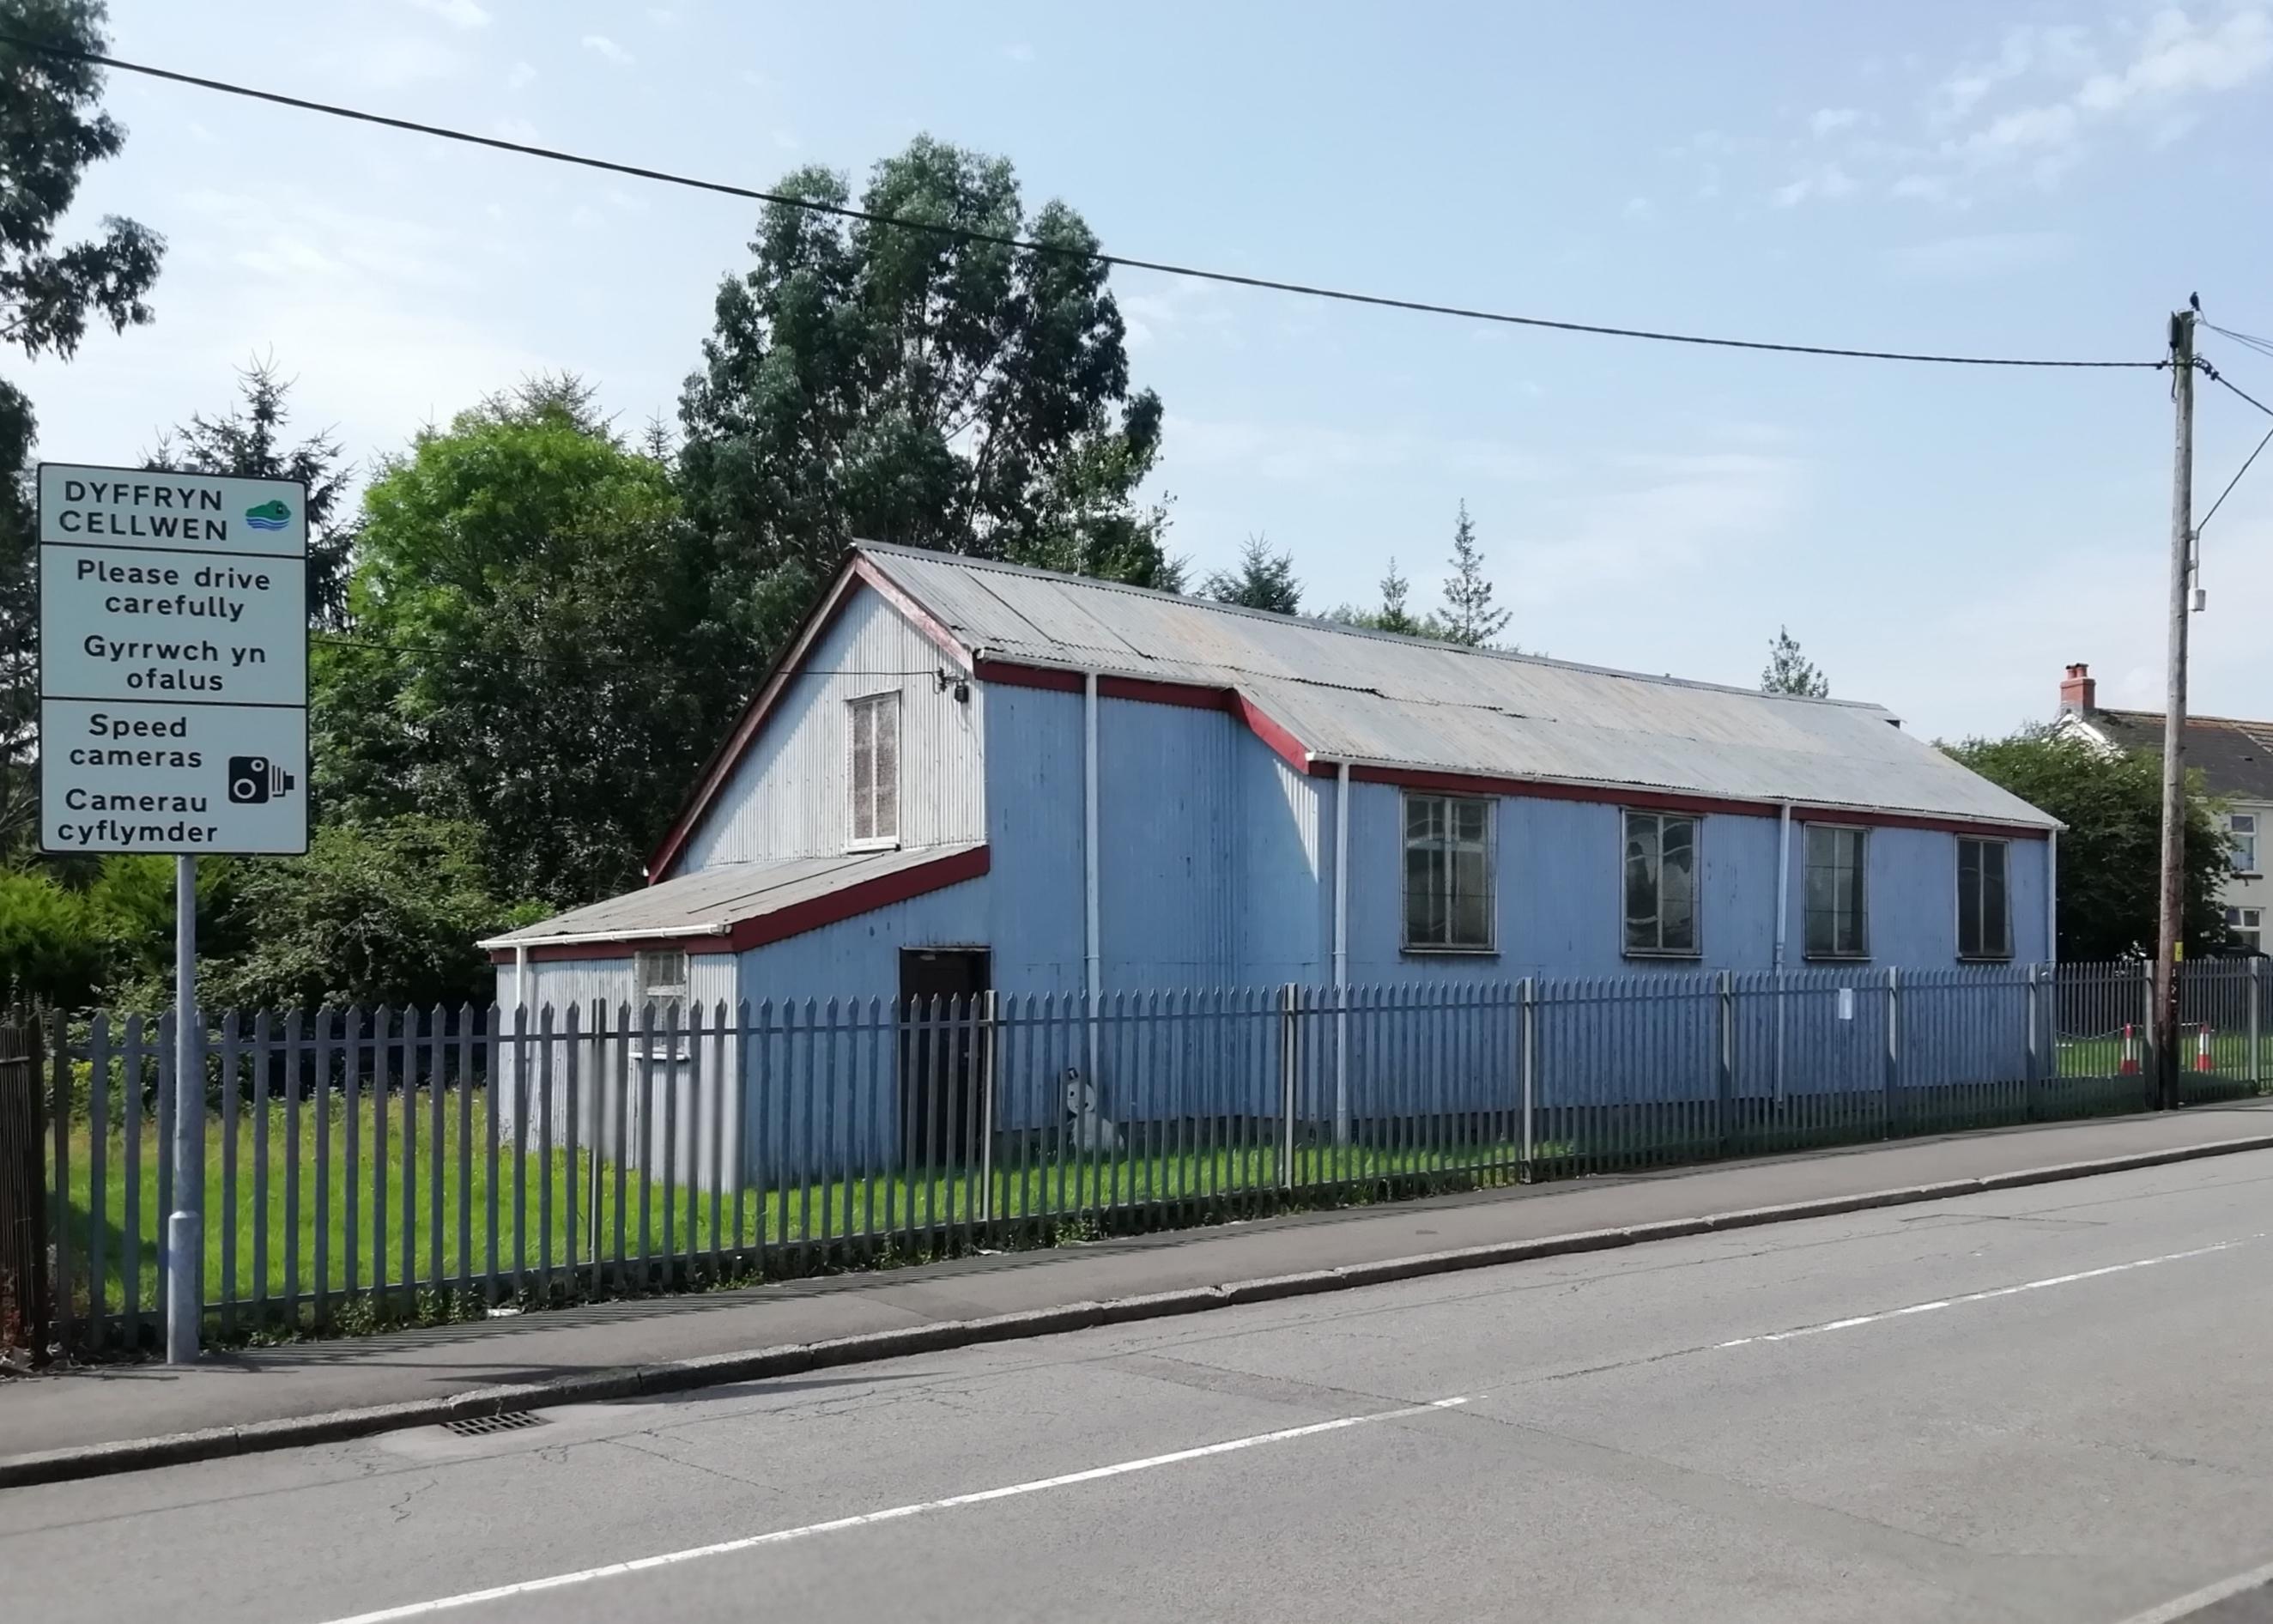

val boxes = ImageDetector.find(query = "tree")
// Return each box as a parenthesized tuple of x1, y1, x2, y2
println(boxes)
(146, 355, 359, 628)
(1330, 558, 1429, 636)
(1430, 501, 1510, 648)
(193, 819, 525, 1013)
(320, 378, 736, 906)
(677, 136, 1173, 664)
(1945, 726, 2229, 960)
(0, 0, 166, 857)
(1761, 626, 1829, 697)
(0, 852, 224, 1010)
(1203, 535, 1301, 615)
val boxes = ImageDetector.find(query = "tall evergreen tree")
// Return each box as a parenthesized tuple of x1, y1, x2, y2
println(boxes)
(145, 355, 359, 628)
(1202, 535, 1301, 615)
(1330, 557, 1433, 635)
(0, 0, 166, 857)
(677, 136, 1173, 666)
(1431, 501, 1510, 648)
(1761, 626, 1830, 697)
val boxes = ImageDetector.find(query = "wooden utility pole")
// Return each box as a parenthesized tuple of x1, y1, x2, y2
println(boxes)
(2155, 307, 2197, 1111)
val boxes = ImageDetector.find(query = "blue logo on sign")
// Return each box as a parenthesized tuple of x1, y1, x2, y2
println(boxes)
(245, 500, 292, 531)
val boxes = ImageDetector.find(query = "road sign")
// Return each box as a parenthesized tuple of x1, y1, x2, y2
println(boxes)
(38, 463, 310, 855)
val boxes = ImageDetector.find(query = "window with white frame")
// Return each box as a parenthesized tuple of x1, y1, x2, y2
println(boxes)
(1956, 838, 2010, 960)
(2228, 906, 2263, 952)
(1803, 824, 1869, 960)
(849, 691, 901, 846)
(635, 948, 687, 1019)
(2232, 812, 2258, 876)
(634, 948, 689, 1057)
(1623, 810, 1699, 956)
(1403, 793, 1494, 951)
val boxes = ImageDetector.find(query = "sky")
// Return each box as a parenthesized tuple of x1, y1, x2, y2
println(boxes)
(20, 0, 2273, 740)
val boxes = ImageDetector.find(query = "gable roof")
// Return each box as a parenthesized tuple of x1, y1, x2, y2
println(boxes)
(652, 544, 2056, 877)
(2070, 707, 2273, 803)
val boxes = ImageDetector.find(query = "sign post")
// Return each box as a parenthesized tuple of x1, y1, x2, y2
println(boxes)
(37, 464, 309, 1364)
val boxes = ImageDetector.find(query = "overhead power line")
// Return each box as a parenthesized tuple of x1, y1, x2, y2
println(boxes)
(0, 28, 2167, 372)
(2203, 362, 2273, 421)
(2197, 422, 2273, 535)
(2205, 322, 2273, 364)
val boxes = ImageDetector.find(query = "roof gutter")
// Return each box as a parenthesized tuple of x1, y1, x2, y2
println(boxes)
(1330, 754, 2062, 834)
(477, 921, 735, 953)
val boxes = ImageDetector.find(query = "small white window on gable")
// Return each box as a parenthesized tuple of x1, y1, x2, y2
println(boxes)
(2232, 812, 2258, 876)
(849, 691, 901, 847)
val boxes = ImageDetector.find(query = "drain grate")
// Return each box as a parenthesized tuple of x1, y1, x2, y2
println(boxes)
(441, 1409, 549, 1439)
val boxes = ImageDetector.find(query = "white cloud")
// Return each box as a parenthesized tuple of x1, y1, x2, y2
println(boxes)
(1912, 5, 2273, 197)
(583, 34, 633, 65)
(409, 0, 490, 27)
(1767, 8, 2273, 209)
(1004, 42, 1037, 63)
(506, 61, 536, 90)
(1513, 451, 1799, 609)
(1773, 163, 1858, 207)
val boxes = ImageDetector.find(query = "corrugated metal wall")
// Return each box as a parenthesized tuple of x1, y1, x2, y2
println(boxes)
(1237, 748, 1330, 985)
(981, 681, 1088, 991)
(1342, 781, 2053, 981)
(1096, 696, 1240, 988)
(492, 953, 736, 1018)
(681, 586, 985, 870)
(494, 953, 745, 1194)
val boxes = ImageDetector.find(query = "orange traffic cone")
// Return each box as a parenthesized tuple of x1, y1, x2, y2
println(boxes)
(2119, 1024, 2143, 1074)
(2195, 1022, 2217, 1072)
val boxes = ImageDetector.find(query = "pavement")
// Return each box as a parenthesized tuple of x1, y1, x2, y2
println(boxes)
(8, 1124, 2273, 1621)
(4, 1100, 2273, 1480)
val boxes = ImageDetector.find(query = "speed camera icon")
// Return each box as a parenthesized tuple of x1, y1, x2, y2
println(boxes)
(227, 755, 295, 805)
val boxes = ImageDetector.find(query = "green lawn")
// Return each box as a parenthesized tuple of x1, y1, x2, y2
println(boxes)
(2056, 1030, 2273, 1079)
(57, 1090, 1529, 1345)
(54, 1029, 2269, 1349)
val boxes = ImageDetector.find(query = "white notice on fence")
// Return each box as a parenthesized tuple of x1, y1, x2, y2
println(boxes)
(38, 463, 310, 854)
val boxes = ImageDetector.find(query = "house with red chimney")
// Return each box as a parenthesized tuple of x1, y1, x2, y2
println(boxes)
(2054, 663, 2273, 949)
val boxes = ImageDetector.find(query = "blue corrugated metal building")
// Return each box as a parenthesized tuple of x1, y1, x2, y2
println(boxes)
(486, 543, 2059, 1020)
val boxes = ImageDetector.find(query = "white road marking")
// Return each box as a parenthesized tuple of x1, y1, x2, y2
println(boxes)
(1713, 1237, 2258, 1351)
(314, 1396, 1470, 1623)
(315, 1231, 2259, 1621)
(2113, 1554, 2273, 1624)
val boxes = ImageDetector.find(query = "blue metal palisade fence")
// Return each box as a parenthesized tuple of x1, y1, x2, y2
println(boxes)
(35, 959, 2271, 1350)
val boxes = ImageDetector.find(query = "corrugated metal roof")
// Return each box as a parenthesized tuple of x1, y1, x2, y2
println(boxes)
(861, 542, 2056, 829)
(482, 844, 985, 947)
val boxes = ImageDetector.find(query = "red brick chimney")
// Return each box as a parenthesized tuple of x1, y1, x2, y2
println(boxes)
(2059, 662, 2095, 716)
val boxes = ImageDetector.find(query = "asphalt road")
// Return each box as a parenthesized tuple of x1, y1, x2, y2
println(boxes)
(10, 1153, 2273, 1624)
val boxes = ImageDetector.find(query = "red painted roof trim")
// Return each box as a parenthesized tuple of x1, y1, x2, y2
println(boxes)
(1099, 674, 1233, 711)
(493, 933, 736, 966)
(850, 553, 969, 664)
(974, 657, 1083, 694)
(646, 554, 975, 883)
(1230, 691, 1313, 773)
(491, 845, 991, 964)
(1348, 763, 2050, 839)
(975, 657, 1312, 771)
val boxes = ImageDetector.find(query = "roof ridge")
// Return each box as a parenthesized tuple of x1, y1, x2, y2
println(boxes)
(852, 541, 1887, 713)
(2094, 706, 2273, 730)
